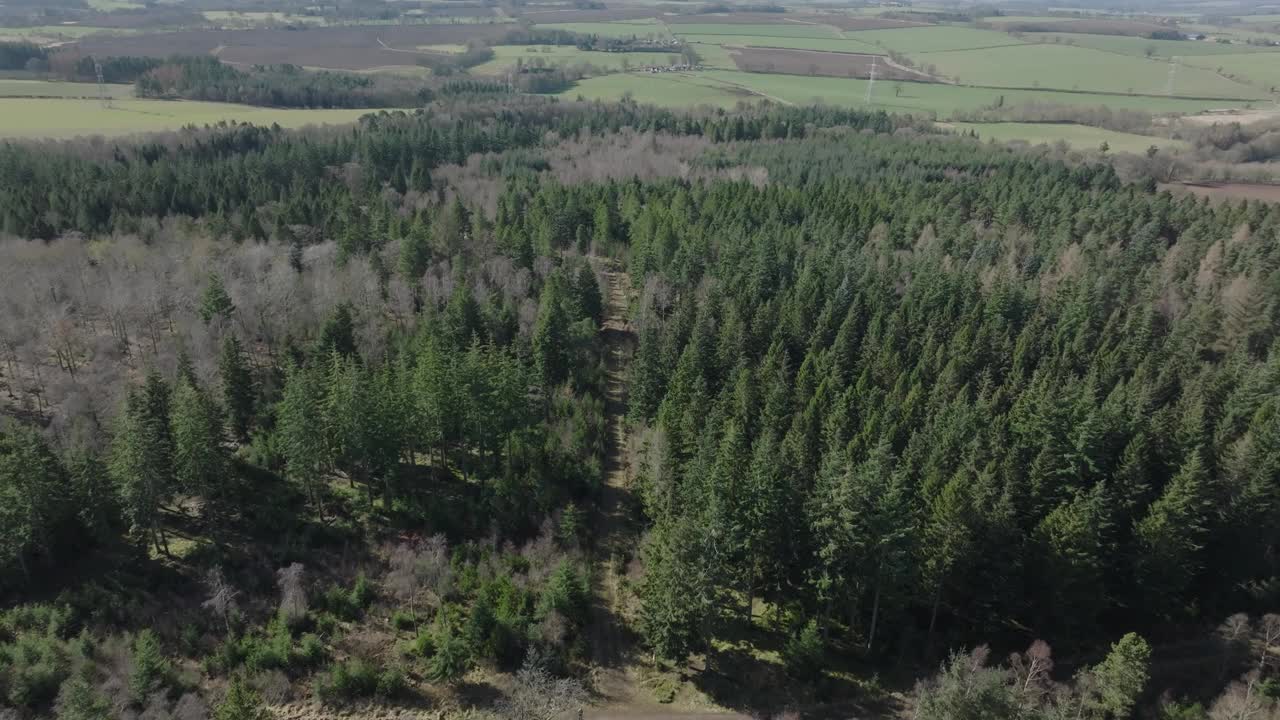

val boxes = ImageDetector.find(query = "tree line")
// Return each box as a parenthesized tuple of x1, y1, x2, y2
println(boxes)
(0, 99, 904, 239)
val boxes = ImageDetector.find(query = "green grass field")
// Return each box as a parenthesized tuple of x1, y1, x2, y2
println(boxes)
(0, 79, 133, 98)
(558, 69, 1259, 117)
(417, 43, 469, 53)
(927, 43, 1263, 97)
(947, 121, 1188, 153)
(0, 24, 135, 39)
(1026, 32, 1280, 57)
(86, 0, 145, 10)
(560, 72, 751, 108)
(0, 99, 391, 138)
(1183, 52, 1280, 92)
(689, 42, 736, 69)
(534, 21, 672, 39)
(471, 45, 687, 75)
(846, 26, 1027, 53)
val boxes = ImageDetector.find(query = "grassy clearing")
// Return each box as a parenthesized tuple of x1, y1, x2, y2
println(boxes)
(947, 121, 1188, 153)
(0, 25, 134, 39)
(0, 79, 133, 98)
(0, 98, 391, 138)
(534, 21, 672, 39)
(416, 43, 469, 53)
(1183, 52, 1280, 92)
(690, 41, 737, 69)
(927, 43, 1263, 97)
(86, 0, 145, 9)
(1025, 32, 1280, 57)
(559, 72, 753, 108)
(471, 45, 686, 74)
(846, 26, 1027, 53)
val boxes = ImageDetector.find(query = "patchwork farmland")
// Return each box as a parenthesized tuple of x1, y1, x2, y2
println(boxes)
(4, 0, 1280, 152)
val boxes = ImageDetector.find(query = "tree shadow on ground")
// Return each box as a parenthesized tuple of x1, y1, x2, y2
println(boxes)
(682, 622, 902, 720)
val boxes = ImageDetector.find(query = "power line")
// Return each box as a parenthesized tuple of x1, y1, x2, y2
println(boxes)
(865, 55, 878, 104)
(94, 58, 113, 109)
(1166, 56, 1179, 97)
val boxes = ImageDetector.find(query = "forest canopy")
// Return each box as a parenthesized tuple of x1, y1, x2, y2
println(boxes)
(0, 96, 1276, 719)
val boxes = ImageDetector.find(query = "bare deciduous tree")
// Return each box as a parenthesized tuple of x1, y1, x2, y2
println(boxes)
(276, 563, 307, 628)
(202, 568, 240, 636)
(1010, 640, 1054, 706)
(496, 649, 587, 720)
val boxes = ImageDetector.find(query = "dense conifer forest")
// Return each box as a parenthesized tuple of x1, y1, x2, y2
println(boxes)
(0, 97, 1277, 719)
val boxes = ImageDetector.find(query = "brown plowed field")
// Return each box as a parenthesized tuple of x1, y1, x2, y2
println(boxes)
(72, 24, 510, 69)
(985, 17, 1171, 36)
(730, 46, 935, 81)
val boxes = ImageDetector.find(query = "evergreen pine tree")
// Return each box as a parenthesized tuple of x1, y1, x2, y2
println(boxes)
(218, 335, 255, 442)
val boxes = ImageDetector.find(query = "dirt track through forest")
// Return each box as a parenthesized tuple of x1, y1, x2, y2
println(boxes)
(583, 264, 756, 719)
(588, 263, 634, 672)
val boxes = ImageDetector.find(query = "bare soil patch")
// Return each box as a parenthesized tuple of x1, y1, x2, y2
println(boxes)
(72, 24, 509, 69)
(729, 46, 935, 81)
(1162, 181, 1280, 202)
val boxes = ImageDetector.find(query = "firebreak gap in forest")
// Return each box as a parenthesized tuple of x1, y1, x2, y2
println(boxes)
(0, 98, 1277, 720)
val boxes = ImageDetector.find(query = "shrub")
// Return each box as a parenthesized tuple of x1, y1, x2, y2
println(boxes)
(313, 612, 338, 636)
(537, 561, 588, 626)
(349, 573, 375, 610)
(1, 631, 71, 709)
(242, 621, 291, 673)
(426, 623, 470, 683)
(54, 676, 113, 720)
(295, 633, 326, 667)
(320, 585, 359, 621)
(390, 610, 414, 631)
(783, 619, 824, 678)
(178, 624, 202, 656)
(557, 504, 584, 546)
(1160, 701, 1207, 720)
(376, 665, 406, 698)
(408, 628, 435, 658)
(314, 658, 378, 704)
(205, 634, 245, 675)
(215, 675, 271, 720)
(129, 629, 170, 702)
